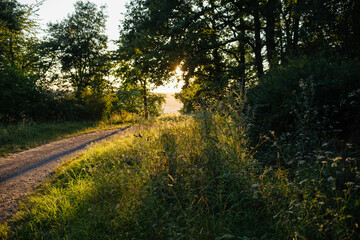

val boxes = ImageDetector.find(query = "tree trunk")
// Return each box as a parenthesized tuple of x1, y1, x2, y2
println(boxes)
(239, 41, 246, 93)
(264, 0, 279, 70)
(253, 1, 264, 76)
(209, 0, 223, 93)
(9, 33, 15, 66)
(142, 79, 149, 120)
(292, 0, 301, 52)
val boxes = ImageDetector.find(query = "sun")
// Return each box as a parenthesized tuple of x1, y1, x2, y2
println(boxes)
(152, 66, 184, 93)
(175, 66, 183, 77)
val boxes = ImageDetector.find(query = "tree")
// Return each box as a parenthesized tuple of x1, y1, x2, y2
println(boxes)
(117, 0, 175, 119)
(119, 0, 360, 114)
(0, 0, 52, 123)
(46, 0, 110, 98)
(0, 0, 23, 31)
(0, 0, 40, 71)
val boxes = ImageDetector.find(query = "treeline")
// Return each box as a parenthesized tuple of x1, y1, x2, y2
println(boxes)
(119, 0, 360, 143)
(1, 0, 360, 143)
(0, 0, 164, 124)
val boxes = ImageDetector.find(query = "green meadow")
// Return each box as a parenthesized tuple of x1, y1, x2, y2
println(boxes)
(1, 113, 358, 239)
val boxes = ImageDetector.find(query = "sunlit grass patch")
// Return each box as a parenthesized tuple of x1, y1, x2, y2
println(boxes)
(4, 112, 356, 239)
(2, 114, 280, 239)
(0, 120, 132, 156)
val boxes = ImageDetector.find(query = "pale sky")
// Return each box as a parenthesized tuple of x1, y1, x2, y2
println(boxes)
(18, 0, 128, 48)
(18, 0, 183, 93)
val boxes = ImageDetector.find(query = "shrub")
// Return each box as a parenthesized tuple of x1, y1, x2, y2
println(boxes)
(247, 55, 360, 148)
(0, 66, 55, 123)
(115, 85, 165, 117)
(81, 89, 113, 121)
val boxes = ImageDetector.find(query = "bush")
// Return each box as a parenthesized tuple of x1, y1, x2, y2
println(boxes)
(115, 84, 165, 117)
(81, 89, 113, 121)
(0, 66, 55, 123)
(247, 55, 360, 146)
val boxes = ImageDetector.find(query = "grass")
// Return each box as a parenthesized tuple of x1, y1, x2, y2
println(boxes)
(0, 114, 280, 239)
(0, 113, 138, 157)
(0, 112, 359, 239)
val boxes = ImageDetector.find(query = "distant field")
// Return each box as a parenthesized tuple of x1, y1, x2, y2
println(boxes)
(158, 93, 183, 114)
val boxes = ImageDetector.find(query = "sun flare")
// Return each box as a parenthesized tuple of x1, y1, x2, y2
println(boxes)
(152, 66, 184, 93)
(175, 66, 183, 77)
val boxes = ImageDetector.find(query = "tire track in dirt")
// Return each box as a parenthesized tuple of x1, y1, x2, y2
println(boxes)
(0, 126, 132, 222)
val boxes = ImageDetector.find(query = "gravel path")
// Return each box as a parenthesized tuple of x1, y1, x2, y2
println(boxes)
(0, 126, 132, 222)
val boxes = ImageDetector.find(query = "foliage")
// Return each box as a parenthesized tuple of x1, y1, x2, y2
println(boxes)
(0, 65, 114, 123)
(46, 0, 110, 97)
(0, 66, 53, 123)
(118, 0, 360, 112)
(0, 0, 40, 71)
(1, 0, 360, 238)
(114, 84, 165, 117)
(115, 84, 143, 114)
(80, 88, 113, 121)
(0, 0, 23, 31)
(247, 55, 360, 153)
(0, 1, 52, 123)
(147, 92, 166, 116)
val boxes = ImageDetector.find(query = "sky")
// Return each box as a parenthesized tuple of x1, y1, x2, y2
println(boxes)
(18, 0, 128, 46)
(17, 0, 183, 93)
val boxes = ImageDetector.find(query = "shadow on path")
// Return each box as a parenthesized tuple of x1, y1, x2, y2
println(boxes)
(0, 125, 132, 222)
(0, 127, 129, 183)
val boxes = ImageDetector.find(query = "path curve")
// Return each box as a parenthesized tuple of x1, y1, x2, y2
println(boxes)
(0, 126, 132, 222)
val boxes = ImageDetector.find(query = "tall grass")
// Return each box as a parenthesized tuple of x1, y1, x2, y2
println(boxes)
(0, 114, 279, 239)
(1, 109, 359, 239)
(0, 113, 138, 156)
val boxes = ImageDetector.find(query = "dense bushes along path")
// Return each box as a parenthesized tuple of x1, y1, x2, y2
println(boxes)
(0, 126, 132, 222)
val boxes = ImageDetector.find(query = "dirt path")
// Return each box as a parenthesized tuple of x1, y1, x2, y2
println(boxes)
(0, 126, 132, 222)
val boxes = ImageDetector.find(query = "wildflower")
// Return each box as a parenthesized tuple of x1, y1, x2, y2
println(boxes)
(318, 202, 325, 205)
(327, 176, 335, 182)
(317, 155, 325, 160)
(345, 182, 355, 187)
(332, 157, 342, 162)
(262, 135, 270, 140)
(348, 92, 356, 98)
(346, 143, 353, 148)
(322, 161, 328, 164)
(331, 163, 337, 167)
(299, 179, 308, 185)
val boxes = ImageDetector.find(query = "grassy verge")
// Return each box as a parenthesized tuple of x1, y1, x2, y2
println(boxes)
(0, 113, 138, 157)
(1, 113, 358, 239)
(0, 114, 280, 239)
